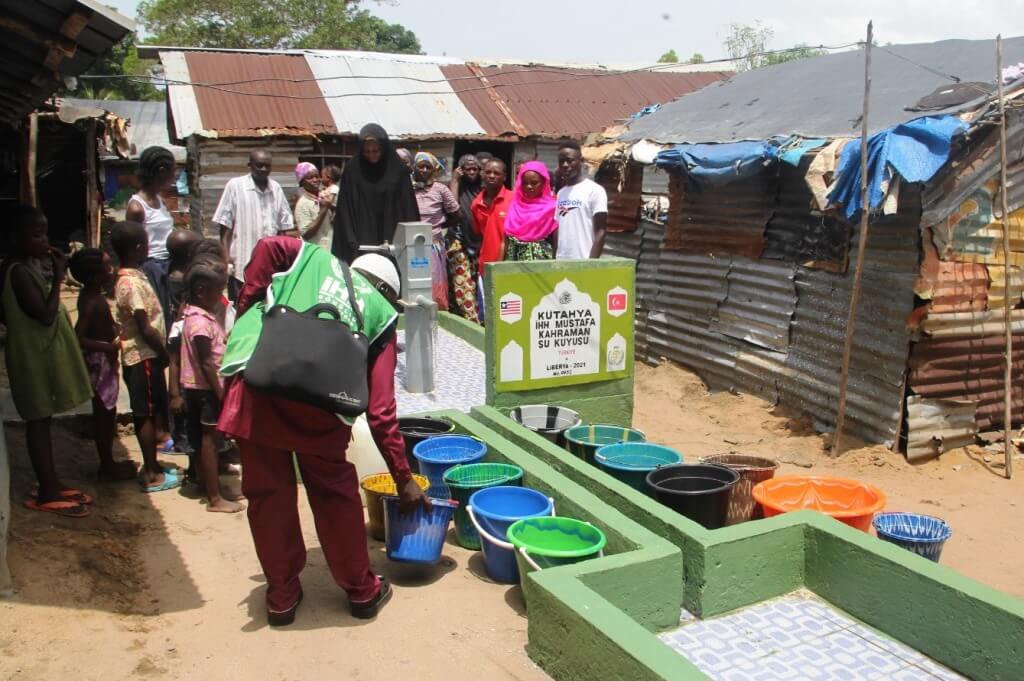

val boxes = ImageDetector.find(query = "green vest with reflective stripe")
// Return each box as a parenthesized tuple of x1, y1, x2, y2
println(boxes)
(220, 241, 398, 381)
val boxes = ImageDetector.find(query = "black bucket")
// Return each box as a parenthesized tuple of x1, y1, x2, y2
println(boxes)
(646, 464, 740, 530)
(509, 405, 583, 446)
(398, 416, 456, 473)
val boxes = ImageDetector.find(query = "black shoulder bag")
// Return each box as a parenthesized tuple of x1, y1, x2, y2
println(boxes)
(243, 262, 369, 417)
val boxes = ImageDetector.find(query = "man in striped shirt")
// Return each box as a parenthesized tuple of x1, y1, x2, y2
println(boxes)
(213, 149, 296, 299)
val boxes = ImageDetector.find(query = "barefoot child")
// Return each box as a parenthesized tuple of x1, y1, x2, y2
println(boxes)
(180, 256, 243, 513)
(69, 248, 136, 482)
(111, 221, 178, 492)
(165, 229, 201, 459)
(2, 206, 94, 517)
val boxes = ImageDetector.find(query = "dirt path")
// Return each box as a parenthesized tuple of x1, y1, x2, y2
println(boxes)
(633, 362, 1024, 598)
(0, 420, 548, 681)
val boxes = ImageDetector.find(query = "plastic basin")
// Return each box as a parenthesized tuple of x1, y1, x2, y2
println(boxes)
(382, 496, 457, 565)
(595, 443, 683, 493)
(646, 463, 740, 529)
(563, 424, 647, 465)
(873, 512, 952, 562)
(413, 435, 487, 499)
(699, 454, 779, 525)
(443, 463, 524, 550)
(510, 405, 582, 445)
(360, 472, 431, 541)
(752, 475, 886, 532)
(398, 416, 455, 473)
(468, 486, 553, 584)
(508, 516, 606, 577)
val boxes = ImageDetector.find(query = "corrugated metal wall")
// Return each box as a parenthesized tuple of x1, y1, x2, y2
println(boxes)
(606, 169, 918, 446)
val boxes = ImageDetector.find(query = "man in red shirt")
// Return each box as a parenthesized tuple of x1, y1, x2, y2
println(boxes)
(470, 159, 510, 322)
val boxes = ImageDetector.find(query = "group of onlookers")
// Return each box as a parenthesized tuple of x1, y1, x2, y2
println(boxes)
(231, 125, 609, 324)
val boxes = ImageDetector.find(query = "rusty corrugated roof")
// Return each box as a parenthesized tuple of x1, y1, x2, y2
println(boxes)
(182, 51, 335, 137)
(441, 63, 728, 139)
(156, 48, 729, 141)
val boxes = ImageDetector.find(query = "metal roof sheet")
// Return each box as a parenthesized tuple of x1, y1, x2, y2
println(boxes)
(154, 48, 727, 141)
(62, 98, 185, 161)
(305, 53, 486, 139)
(0, 0, 134, 127)
(180, 51, 334, 138)
(442, 63, 728, 139)
(623, 37, 1024, 144)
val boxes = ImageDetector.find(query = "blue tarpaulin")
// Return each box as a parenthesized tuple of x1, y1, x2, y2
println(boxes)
(655, 139, 782, 187)
(828, 115, 968, 219)
(779, 137, 828, 166)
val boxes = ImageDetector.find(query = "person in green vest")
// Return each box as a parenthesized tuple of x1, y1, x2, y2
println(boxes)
(217, 236, 428, 626)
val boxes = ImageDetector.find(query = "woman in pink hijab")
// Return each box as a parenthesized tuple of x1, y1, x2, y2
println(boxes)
(500, 161, 558, 262)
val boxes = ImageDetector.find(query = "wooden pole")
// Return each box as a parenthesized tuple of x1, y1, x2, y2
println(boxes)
(831, 21, 873, 457)
(26, 112, 38, 207)
(997, 35, 1014, 479)
(85, 118, 98, 247)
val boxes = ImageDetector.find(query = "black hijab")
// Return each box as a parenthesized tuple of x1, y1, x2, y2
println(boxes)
(331, 124, 420, 263)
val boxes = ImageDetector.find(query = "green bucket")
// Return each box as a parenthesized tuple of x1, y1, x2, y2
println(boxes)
(507, 516, 606, 580)
(443, 463, 524, 549)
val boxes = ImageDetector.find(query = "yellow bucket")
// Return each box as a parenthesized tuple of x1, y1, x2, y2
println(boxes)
(361, 472, 430, 541)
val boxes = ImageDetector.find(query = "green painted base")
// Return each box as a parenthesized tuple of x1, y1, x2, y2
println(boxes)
(464, 405, 1024, 681)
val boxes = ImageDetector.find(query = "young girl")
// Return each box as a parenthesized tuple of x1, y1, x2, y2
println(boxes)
(180, 256, 243, 513)
(2, 206, 94, 517)
(500, 161, 558, 262)
(69, 248, 136, 482)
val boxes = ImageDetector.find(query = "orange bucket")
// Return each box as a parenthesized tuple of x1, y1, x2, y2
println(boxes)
(751, 475, 886, 532)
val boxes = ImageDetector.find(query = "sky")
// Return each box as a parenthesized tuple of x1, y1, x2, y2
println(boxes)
(107, 0, 1024, 64)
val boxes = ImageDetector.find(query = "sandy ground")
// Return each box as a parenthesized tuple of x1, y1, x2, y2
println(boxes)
(4, 317, 1023, 680)
(633, 362, 1024, 598)
(1, 420, 549, 681)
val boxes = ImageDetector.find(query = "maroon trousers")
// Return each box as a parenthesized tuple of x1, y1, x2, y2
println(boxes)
(239, 439, 380, 612)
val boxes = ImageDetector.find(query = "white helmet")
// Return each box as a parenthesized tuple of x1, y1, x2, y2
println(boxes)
(351, 253, 401, 297)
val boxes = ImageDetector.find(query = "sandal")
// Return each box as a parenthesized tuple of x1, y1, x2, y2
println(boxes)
(30, 488, 94, 505)
(142, 467, 182, 493)
(23, 498, 90, 518)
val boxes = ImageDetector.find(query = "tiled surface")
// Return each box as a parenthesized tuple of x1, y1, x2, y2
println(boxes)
(395, 329, 485, 416)
(659, 590, 967, 680)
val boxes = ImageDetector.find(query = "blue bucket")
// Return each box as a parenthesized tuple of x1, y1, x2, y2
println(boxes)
(872, 512, 952, 563)
(382, 496, 458, 564)
(467, 486, 554, 584)
(413, 435, 487, 499)
(594, 443, 683, 493)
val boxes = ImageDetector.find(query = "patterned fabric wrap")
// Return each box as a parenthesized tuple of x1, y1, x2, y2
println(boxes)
(504, 235, 553, 262)
(446, 239, 479, 323)
(84, 350, 119, 411)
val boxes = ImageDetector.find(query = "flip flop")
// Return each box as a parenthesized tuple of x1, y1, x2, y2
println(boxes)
(30, 488, 94, 505)
(159, 438, 175, 453)
(142, 467, 182, 493)
(23, 498, 90, 518)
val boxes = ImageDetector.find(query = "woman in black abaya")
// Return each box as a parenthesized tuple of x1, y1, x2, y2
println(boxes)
(331, 124, 420, 263)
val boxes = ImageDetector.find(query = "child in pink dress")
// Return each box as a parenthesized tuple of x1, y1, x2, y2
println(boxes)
(180, 256, 243, 513)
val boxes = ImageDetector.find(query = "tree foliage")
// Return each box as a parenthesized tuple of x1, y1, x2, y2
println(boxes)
(137, 0, 421, 53)
(724, 22, 826, 71)
(67, 34, 163, 101)
(657, 49, 679, 64)
(689, 53, 705, 64)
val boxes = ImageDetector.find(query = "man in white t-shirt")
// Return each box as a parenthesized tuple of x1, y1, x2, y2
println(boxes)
(555, 140, 608, 260)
